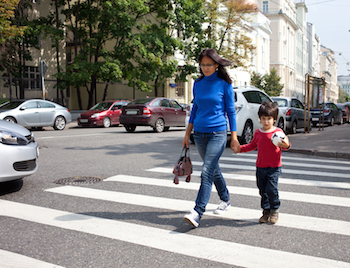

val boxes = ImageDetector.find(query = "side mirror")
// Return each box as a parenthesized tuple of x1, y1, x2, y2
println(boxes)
(20, 106, 26, 111)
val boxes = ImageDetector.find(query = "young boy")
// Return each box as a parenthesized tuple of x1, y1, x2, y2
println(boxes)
(235, 101, 291, 224)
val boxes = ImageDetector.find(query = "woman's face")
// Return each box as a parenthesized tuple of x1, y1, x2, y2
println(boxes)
(200, 56, 218, 77)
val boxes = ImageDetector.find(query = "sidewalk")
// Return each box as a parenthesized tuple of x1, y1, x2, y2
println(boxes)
(287, 123, 350, 160)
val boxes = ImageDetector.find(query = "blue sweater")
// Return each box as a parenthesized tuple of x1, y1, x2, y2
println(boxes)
(189, 72, 237, 133)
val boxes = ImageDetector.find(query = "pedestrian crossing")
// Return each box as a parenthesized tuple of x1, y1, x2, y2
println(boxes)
(1, 153, 349, 267)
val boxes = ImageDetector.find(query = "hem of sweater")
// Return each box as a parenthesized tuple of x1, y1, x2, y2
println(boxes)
(193, 125, 227, 133)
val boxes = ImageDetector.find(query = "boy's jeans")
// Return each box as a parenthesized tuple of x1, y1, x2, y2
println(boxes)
(193, 130, 230, 217)
(256, 167, 281, 212)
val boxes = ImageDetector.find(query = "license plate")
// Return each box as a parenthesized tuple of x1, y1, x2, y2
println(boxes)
(126, 110, 138, 115)
(80, 119, 88, 123)
(312, 118, 319, 121)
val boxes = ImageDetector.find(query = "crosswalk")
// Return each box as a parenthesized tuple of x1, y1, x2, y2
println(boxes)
(1, 152, 350, 267)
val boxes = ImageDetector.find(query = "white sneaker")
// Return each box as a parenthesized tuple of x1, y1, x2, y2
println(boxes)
(214, 200, 231, 214)
(184, 209, 200, 227)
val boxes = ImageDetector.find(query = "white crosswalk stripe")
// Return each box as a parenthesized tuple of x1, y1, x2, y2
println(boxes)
(1, 153, 349, 267)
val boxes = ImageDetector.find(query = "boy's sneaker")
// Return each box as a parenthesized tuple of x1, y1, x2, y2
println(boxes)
(259, 210, 270, 223)
(270, 212, 279, 224)
(214, 200, 231, 214)
(184, 209, 200, 228)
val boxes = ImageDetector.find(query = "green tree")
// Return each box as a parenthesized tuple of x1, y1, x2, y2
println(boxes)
(58, 0, 206, 109)
(250, 68, 284, 97)
(338, 87, 350, 103)
(0, 0, 26, 44)
(204, 0, 257, 68)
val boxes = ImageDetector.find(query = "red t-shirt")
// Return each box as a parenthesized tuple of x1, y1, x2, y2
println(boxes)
(240, 127, 291, 168)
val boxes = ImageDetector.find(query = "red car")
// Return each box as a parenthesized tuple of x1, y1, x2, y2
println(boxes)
(77, 100, 129, 127)
(119, 97, 187, 132)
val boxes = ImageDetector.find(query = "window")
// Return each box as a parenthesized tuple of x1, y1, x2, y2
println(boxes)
(161, 99, 171, 108)
(23, 101, 38, 109)
(38, 101, 55, 108)
(176, 81, 184, 97)
(171, 100, 182, 109)
(263, 1, 268, 13)
(24, 66, 40, 90)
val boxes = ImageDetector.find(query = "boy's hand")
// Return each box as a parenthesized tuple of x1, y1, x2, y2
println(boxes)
(278, 136, 290, 149)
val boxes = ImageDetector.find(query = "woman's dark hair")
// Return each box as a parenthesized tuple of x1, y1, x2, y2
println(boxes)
(258, 101, 279, 120)
(197, 48, 232, 84)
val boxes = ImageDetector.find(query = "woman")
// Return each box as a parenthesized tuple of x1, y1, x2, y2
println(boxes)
(182, 48, 240, 228)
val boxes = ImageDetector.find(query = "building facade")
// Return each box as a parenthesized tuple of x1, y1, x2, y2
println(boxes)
(320, 45, 338, 103)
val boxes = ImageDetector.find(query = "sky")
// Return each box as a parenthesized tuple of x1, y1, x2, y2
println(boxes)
(303, 0, 350, 76)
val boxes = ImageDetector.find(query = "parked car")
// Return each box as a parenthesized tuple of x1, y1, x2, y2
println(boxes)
(186, 86, 285, 144)
(335, 103, 350, 124)
(272, 97, 312, 134)
(310, 102, 342, 127)
(77, 100, 129, 128)
(0, 99, 72, 130)
(0, 119, 39, 182)
(119, 97, 186, 132)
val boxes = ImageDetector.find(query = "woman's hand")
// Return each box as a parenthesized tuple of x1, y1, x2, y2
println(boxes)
(182, 123, 193, 148)
(230, 132, 240, 154)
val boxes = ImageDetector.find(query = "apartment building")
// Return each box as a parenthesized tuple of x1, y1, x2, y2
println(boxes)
(338, 75, 350, 97)
(257, 0, 298, 98)
(320, 45, 338, 103)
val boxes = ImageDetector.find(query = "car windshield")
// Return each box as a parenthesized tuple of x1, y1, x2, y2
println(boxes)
(90, 102, 113, 110)
(0, 100, 25, 109)
(129, 98, 156, 105)
(273, 99, 288, 107)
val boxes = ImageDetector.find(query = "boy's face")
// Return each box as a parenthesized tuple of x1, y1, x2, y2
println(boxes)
(260, 115, 275, 131)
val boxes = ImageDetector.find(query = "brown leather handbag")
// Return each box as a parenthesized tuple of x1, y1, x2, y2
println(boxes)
(173, 147, 192, 184)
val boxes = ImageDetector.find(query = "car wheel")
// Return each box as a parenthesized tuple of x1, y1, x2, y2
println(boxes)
(53, 116, 66, 130)
(277, 117, 284, 132)
(125, 125, 136, 133)
(103, 117, 111, 128)
(240, 121, 253, 144)
(4, 116, 17, 124)
(153, 118, 165, 133)
(291, 121, 297, 134)
(328, 117, 334, 126)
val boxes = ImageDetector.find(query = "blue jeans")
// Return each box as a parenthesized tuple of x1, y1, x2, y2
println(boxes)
(256, 167, 281, 212)
(193, 131, 229, 217)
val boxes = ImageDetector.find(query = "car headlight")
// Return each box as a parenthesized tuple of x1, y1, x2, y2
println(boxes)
(91, 113, 100, 118)
(0, 131, 29, 145)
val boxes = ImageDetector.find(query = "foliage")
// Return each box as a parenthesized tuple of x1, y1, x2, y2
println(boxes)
(0, 0, 26, 44)
(250, 68, 284, 97)
(56, 0, 207, 109)
(204, 0, 257, 68)
(338, 87, 350, 103)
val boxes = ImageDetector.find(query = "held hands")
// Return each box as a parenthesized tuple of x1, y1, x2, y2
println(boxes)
(231, 138, 241, 154)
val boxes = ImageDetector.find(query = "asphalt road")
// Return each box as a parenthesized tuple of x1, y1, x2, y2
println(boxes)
(0, 123, 349, 268)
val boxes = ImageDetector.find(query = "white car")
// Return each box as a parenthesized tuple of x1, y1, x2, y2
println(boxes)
(0, 99, 72, 130)
(186, 86, 285, 144)
(0, 120, 39, 182)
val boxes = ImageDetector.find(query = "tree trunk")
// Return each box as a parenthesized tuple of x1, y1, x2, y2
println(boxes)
(102, 80, 110, 101)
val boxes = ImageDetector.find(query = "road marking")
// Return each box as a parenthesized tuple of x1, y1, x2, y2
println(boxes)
(35, 133, 103, 140)
(45, 185, 350, 237)
(220, 156, 350, 171)
(106, 175, 350, 208)
(147, 167, 350, 190)
(191, 161, 350, 179)
(233, 153, 350, 165)
(0, 249, 64, 268)
(1, 200, 349, 268)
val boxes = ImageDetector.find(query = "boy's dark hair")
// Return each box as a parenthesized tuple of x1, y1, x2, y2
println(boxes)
(258, 101, 279, 120)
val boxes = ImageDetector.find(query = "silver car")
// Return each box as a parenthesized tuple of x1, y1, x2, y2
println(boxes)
(0, 120, 39, 182)
(186, 86, 285, 144)
(0, 99, 72, 130)
(272, 97, 312, 134)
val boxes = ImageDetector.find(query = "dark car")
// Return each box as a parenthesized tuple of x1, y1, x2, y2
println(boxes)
(119, 97, 186, 132)
(272, 97, 312, 134)
(335, 103, 350, 124)
(310, 102, 342, 127)
(77, 100, 129, 128)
